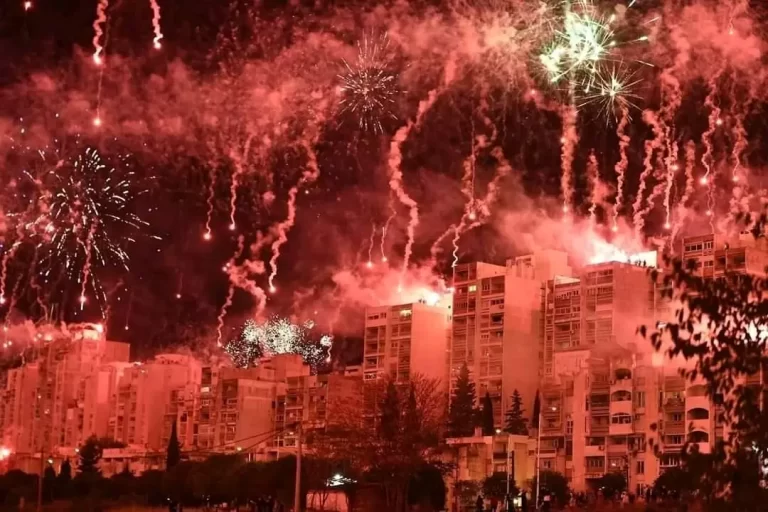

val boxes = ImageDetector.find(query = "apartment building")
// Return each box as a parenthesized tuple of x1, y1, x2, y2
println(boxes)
(274, 368, 363, 452)
(680, 232, 768, 277)
(451, 251, 571, 425)
(363, 300, 451, 385)
(108, 354, 202, 452)
(0, 363, 39, 457)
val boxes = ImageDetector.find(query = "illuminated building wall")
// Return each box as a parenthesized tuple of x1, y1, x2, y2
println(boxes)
(451, 251, 571, 427)
(0, 363, 39, 457)
(108, 354, 201, 452)
(363, 301, 451, 385)
(535, 255, 730, 494)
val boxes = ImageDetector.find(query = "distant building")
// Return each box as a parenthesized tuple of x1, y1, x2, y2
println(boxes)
(108, 353, 202, 452)
(451, 251, 571, 425)
(363, 301, 451, 385)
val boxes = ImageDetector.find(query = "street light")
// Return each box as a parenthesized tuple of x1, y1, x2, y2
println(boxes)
(0, 446, 11, 460)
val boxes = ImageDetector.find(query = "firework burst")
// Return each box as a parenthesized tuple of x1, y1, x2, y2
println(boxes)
(34, 147, 154, 312)
(225, 316, 333, 370)
(339, 33, 399, 133)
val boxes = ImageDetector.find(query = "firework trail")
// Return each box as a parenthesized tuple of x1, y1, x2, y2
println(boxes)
(366, 223, 376, 268)
(560, 106, 578, 214)
(388, 55, 456, 278)
(216, 236, 246, 347)
(92, 0, 109, 65)
(267, 135, 320, 293)
(612, 106, 630, 231)
(228, 136, 254, 232)
(663, 139, 680, 230)
(27, 249, 50, 320)
(380, 197, 396, 263)
(148, 0, 163, 49)
(728, 88, 751, 223)
(672, 141, 697, 240)
(78, 224, 97, 311)
(0, 242, 22, 307)
(587, 151, 599, 224)
(203, 168, 215, 241)
(701, 72, 723, 224)
(430, 224, 457, 266)
(451, 146, 511, 268)
(632, 110, 664, 236)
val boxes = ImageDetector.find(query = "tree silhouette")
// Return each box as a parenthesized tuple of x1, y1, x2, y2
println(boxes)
(504, 389, 528, 435)
(379, 378, 400, 442)
(78, 436, 102, 474)
(166, 421, 181, 470)
(481, 392, 495, 436)
(639, 225, 768, 507)
(58, 458, 72, 484)
(448, 362, 477, 437)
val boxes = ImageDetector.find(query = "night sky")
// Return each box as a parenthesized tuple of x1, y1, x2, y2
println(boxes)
(1, 0, 768, 363)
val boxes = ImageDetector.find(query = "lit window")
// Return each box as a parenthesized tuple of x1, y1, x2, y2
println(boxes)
(399, 309, 412, 317)
(468, 285, 477, 293)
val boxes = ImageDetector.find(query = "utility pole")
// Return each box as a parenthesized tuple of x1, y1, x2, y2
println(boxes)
(535, 406, 543, 509)
(293, 422, 302, 512)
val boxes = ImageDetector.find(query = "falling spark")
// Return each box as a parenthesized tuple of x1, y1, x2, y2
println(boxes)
(148, 0, 163, 49)
(587, 150, 599, 224)
(671, 141, 697, 240)
(612, 106, 630, 230)
(632, 110, 664, 236)
(227, 136, 253, 235)
(23, 1, 32, 11)
(216, 237, 245, 347)
(366, 223, 376, 268)
(380, 198, 396, 263)
(560, 106, 578, 215)
(701, 72, 723, 229)
(92, 0, 109, 65)
(267, 136, 320, 291)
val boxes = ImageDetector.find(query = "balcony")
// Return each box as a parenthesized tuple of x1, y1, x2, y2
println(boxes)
(590, 423, 609, 436)
(686, 395, 710, 412)
(664, 420, 685, 434)
(664, 398, 685, 412)
(609, 400, 633, 416)
(609, 423, 633, 436)
(585, 444, 606, 457)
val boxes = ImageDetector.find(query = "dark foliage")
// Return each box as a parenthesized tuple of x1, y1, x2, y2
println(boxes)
(448, 362, 477, 437)
(481, 392, 495, 436)
(531, 470, 569, 506)
(166, 421, 181, 470)
(639, 229, 768, 508)
(531, 391, 541, 429)
(504, 389, 528, 435)
(482, 472, 516, 501)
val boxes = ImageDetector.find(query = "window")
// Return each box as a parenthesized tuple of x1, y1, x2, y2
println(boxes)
(704, 241, 713, 250)
(468, 285, 477, 293)
(543, 459, 553, 470)
(636, 460, 645, 474)
(587, 457, 604, 468)
(634, 391, 646, 408)
(566, 417, 573, 435)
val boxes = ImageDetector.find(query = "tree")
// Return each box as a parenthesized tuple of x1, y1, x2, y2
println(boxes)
(380, 378, 400, 442)
(504, 389, 528, 435)
(531, 470, 569, 506)
(311, 374, 447, 512)
(448, 362, 477, 437)
(596, 472, 626, 500)
(58, 459, 72, 484)
(481, 392, 495, 436)
(531, 391, 540, 430)
(408, 464, 446, 511)
(482, 472, 516, 501)
(78, 436, 103, 475)
(638, 231, 768, 507)
(166, 421, 181, 470)
(42, 466, 56, 502)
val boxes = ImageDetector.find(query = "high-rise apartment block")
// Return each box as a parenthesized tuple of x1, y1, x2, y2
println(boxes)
(363, 301, 451, 385)
(451, 251, 571, 425)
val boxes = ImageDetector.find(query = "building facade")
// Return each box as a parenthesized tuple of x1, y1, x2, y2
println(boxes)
(451, 251, 571, 426)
